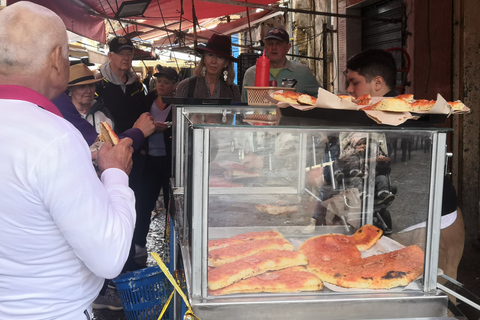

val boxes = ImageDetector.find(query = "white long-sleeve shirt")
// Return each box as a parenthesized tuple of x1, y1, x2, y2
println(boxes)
(0, 85, 136, 320)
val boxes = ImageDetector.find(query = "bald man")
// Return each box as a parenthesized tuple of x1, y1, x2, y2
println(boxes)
(0, 2, 136, 319)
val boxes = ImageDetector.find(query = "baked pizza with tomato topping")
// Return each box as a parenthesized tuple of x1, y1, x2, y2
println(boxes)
(410, 99, 436, 112)
(299, 225, 424, 289)
(354, 94, 372, 105)
(273, 91, 302, 104)
(209, 237, 295, 267)
(361, 98, 411, 112)
(208, 249, 309, 290)
(448, 100, 466, 111)
(208, 266, 323, 295)
(396, 94, 415, 103)
(297, 94, 317, 106)
(208, 230, 285, 251)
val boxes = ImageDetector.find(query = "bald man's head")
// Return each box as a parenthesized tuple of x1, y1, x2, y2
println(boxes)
(0, 1, 70, 99)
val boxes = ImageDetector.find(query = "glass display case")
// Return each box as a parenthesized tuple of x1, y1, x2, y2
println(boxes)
(172, 105, 452, 320)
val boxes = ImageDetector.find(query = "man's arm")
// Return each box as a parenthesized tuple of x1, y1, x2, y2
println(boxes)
(39, 131, 136, 279)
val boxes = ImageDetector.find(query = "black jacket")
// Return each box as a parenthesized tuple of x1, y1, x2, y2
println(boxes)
(96, 78, 148, 135)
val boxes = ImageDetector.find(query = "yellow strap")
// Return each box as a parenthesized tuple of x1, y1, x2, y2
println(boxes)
(157, 289, 175, 320)
(151, 252, 201, 320)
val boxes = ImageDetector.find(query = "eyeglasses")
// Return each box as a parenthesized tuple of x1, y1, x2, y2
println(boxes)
(114, 51, 134, 58)
(72, 83, 96, 91)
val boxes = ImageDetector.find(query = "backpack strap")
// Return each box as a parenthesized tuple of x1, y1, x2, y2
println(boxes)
(187, 76, 197, 98)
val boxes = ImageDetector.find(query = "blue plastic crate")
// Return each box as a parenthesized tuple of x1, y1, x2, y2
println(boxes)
(114, 265, 172, 320)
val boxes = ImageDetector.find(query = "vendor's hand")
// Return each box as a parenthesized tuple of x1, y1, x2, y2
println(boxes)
(154, 121, 169, 132)
(133, 112, 155, 138)
(97, 138, 134, 175)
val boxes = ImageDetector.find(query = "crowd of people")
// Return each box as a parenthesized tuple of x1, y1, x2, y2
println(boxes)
(0, 1, 464, 319)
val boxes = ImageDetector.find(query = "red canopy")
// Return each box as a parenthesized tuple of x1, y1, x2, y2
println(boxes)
(7, 0, 106, 43)
(7, 0, 279, 44)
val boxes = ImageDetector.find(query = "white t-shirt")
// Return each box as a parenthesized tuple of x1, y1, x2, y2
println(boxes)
(0, 88, 136, 320)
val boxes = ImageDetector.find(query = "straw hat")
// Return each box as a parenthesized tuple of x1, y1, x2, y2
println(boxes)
(195, 34, 237, 62)
(68, 63, 104, 86)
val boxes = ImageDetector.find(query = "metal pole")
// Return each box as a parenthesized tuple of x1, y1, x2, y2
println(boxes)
(322, 23, 328, 89)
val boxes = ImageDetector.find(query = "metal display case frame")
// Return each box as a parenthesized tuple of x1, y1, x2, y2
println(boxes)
(172, 105, 459, 320)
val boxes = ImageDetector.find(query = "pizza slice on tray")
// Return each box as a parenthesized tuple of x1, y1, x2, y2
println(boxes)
(361, 97, 411, 112)
(208, 249, 308, 290)
(323, 245, 424, 290)
(298, 224, 424, 290)
(396, 94, 415, 103)
(410, 99, 436, 112)
(297, 94, 317, 106)
(208, 266, 323, 295)
(337, 94, 353, 102)
(208, 230, 285, 251)
(273, 91, 302, 104)
(354, 94, 372, 106)
(209, 237, 295, 267)
(351, 224, 383, 251)
(448, 100, 466, 111)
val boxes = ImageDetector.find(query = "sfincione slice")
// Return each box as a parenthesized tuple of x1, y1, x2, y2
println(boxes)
(209, 237, 295, 267)
(208, 230, 285, 251)
(208, 249, 308, 290)
(316, 245, 424, 289)
(352, 224, 383, 251)
(361, 98, 411, 112)
(208, 266, 323, 295)
(410, 99, 436, 112)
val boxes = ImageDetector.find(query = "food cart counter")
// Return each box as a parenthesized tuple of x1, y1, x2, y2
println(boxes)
(171, 105, 459, 319)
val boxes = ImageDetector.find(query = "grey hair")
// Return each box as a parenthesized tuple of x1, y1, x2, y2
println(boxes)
(0, 2, 68, 76)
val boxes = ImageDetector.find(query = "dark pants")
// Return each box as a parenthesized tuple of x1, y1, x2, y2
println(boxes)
(133, 154, 171, 247)
(375, 175, 389, 195)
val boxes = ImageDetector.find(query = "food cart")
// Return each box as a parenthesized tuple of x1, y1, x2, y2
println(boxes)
(170, 104, 467, 319)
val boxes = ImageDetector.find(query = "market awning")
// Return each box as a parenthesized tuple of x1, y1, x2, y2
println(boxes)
(150, 10, 283, 49)
(7, 0, 280, 44)
(7, 0, 106, 43)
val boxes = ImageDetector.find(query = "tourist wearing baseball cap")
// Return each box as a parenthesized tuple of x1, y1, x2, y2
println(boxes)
(97, 35, 157, 274)
(241, 27, 320, 102)
(140, 67, 179, 247)
(176, 34, 241, 102)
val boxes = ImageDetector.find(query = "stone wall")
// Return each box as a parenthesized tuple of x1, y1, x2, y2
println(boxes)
(453, 0, 480, 239)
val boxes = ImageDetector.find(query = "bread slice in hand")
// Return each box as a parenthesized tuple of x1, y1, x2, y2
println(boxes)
(98, 122, 119, 145)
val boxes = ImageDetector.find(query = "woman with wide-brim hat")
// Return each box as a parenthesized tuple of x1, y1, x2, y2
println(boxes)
(175, 34, 241, 102)
(67, 63, 115, 134)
